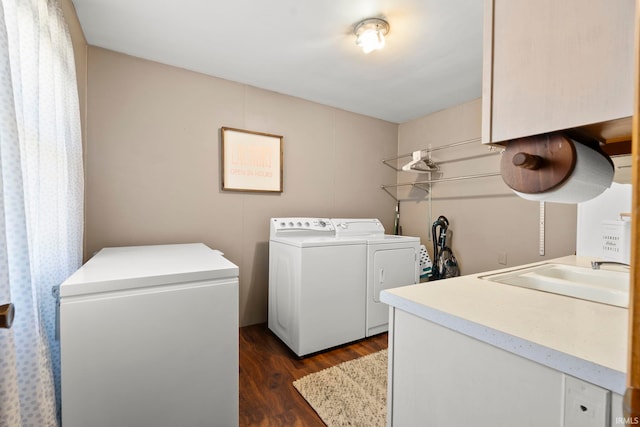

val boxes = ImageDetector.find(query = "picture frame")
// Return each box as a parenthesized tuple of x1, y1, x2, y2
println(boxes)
(221, 127, 283, 193)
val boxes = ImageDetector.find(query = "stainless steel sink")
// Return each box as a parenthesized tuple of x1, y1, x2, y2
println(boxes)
(479, 263, 629, 308)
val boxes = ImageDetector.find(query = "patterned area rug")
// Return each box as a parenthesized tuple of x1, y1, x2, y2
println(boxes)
(293, 349, 387, 427)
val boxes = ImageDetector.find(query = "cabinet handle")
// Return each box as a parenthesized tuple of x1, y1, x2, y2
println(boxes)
(0, 303, 15, 329)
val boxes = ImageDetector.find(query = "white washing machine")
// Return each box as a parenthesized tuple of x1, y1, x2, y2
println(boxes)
(332, 218, 420, 336)
(268, 218, 367, 356)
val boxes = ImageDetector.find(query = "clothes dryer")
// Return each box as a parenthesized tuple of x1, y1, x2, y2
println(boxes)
(268, 218, 366, 356)
(332, 218, 420, 336)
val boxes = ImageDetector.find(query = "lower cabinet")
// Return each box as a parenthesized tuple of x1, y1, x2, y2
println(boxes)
(387, 309, 621, 427)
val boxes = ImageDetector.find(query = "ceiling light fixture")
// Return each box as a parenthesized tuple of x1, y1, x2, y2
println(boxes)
(354, 17, 390, 54)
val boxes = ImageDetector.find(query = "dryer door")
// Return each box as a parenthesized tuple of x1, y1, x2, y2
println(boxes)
(367, 246, 418, 336)
(373, 247, 417, 302)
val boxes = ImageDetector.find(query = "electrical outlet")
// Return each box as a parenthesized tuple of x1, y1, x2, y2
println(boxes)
(563, 375, 610, 427)
(498, 251, 507, 265)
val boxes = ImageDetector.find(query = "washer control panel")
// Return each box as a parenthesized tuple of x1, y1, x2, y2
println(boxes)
(270, 217, 334, 237)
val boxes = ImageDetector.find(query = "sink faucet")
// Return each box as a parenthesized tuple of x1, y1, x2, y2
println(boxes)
(591, 260, 630, 270)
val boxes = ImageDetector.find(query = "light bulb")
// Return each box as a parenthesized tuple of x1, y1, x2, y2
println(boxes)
(357, 28, 385, 54)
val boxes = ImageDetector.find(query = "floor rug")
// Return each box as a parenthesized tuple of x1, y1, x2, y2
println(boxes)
(293, 349, 387, 427)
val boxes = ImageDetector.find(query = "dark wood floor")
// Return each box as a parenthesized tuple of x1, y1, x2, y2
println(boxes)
(239, 323, 388, 426)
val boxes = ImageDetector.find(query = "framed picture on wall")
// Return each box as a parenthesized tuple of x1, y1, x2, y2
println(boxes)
(221, 127, 283, 193)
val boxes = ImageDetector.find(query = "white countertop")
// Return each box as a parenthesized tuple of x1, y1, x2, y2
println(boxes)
(380, 255, 628, 394)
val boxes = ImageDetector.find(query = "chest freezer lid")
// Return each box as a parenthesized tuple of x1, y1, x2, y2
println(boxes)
(60, 243, 239, 297)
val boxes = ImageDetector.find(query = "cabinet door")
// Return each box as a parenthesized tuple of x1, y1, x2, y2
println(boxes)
(483, 0, 634, 144)
(389, 309, 564, 426)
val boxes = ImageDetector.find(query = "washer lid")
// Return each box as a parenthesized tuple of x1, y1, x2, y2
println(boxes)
(60, 243, 239, 297)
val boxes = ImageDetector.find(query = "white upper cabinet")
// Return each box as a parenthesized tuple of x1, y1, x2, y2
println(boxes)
(482, 0, 635, 145)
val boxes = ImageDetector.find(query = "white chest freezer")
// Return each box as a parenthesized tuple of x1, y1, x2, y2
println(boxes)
(60, 243, 239, 427)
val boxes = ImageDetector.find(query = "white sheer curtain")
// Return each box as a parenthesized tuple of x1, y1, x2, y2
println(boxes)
(0, 0, 83, 425)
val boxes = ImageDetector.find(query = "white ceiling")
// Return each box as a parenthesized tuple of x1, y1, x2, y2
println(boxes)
(70, 0, 484, 124)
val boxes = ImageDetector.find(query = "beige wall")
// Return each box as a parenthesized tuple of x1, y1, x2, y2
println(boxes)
(84, 47, 398, 326)
(65, 8, 577, 325)
(397, 99, 577, 274)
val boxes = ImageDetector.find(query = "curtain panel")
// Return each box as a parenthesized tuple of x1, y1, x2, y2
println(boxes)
(0, 0, 83, 425)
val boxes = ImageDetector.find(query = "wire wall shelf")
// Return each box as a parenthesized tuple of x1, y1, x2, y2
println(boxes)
(381, 138, 503, 202)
